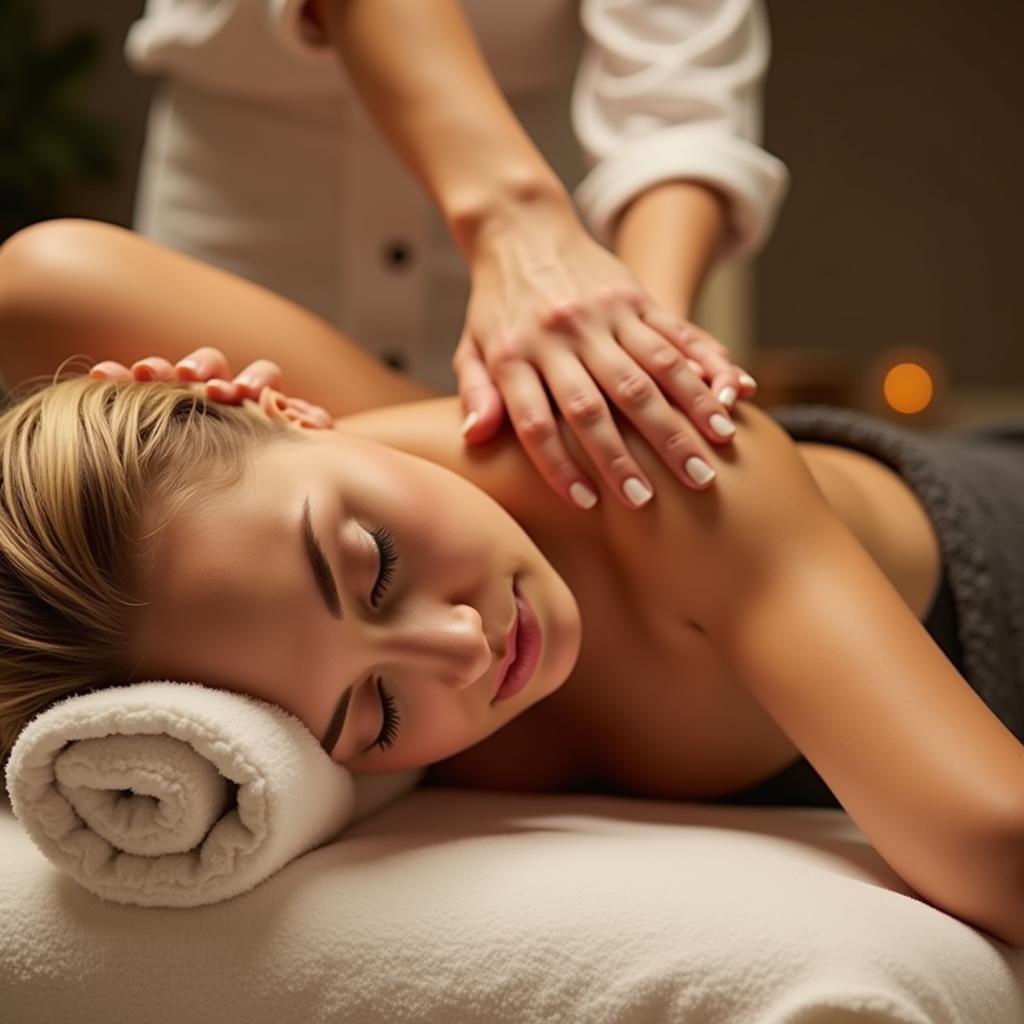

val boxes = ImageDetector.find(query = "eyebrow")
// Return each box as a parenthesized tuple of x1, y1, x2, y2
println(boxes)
(320, 686, 353, 758)
(301, 496, 342, 620)
(300, 496, 352, 755)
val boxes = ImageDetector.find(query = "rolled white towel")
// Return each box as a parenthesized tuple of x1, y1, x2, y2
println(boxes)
(3, 680, 423, 908)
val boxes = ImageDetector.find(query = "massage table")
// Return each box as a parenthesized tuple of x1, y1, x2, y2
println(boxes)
(3, 779, 1023, 1022)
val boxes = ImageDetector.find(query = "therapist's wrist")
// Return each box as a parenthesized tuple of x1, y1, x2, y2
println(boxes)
(612, 181, 728, 320)
(449, 171, 578, 262)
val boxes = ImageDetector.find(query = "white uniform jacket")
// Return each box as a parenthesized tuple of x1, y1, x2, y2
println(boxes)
(126, 0, 789, 391)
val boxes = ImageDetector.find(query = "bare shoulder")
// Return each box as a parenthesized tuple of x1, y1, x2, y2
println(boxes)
(333, 396, 606, 545)
(337, 396, 839, 629)
(592, 400, 839, 628)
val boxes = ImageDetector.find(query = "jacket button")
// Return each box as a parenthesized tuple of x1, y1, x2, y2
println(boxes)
(382, 240, 414, 269)
(381, 350, 408, 371)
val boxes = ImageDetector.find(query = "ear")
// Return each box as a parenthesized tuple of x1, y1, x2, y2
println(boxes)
(256, 387, 327, 431)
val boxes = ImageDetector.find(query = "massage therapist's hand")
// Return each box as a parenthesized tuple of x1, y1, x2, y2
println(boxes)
(452, 210, 757, 510)
(87, 347, 335, 428)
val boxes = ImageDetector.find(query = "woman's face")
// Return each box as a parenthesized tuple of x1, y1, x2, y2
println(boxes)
(136, 428, 582, 773)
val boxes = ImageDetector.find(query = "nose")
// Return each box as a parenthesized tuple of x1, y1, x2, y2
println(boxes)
(372, 600, 492, 690)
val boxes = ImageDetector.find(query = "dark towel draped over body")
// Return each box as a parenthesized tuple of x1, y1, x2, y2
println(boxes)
(714, 404, 1024, 809)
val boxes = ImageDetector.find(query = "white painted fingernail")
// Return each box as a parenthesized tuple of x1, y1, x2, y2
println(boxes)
(569, 482, 599, 509)
(460, 410, 479, 436)
(738, 372, 758, 390)
(709, 413, 736, 438)
(685, 457, 716, 485)
(622, 476, 653, 507)
(717, 386, 737, 407)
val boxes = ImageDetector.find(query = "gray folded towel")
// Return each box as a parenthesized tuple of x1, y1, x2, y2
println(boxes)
(771, 404, 1024, 744)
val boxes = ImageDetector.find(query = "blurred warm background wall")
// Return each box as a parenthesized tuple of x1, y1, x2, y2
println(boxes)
(10, 0, 1024, 423)
(757, 0, 1024, 422)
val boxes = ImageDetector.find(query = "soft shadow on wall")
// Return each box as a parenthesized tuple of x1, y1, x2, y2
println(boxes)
(755, 0, 1024, 428)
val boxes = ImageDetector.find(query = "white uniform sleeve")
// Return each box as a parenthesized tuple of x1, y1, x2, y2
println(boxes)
(572, 0, 790, 260)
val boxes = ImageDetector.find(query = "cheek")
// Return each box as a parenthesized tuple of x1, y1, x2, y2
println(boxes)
(411, 691, 481, 759)
(360, 690, 487, 771)
(387, 494, 495, 572)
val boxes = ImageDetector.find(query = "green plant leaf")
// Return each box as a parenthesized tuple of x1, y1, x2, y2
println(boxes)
(0, 0, 117, 222)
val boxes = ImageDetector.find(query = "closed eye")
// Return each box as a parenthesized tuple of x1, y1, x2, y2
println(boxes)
(372, 677, 401, 751)
(369, 525, 398, 606)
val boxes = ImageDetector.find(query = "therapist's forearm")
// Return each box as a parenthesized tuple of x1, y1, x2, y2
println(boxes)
(612, 181, 728, 319)
(314, 0, 575, 258)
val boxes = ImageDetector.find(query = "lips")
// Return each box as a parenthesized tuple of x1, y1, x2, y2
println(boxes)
(491, 581, 540, 703)
(493, 597, 520, 690)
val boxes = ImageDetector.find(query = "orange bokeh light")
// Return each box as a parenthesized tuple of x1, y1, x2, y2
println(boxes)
(883, 362, 934, 414)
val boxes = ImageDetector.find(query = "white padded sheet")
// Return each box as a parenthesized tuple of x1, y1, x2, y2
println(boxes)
(2, 785, 1022, 1023)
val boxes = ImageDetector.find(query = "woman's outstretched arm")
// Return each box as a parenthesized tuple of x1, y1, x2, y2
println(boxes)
(718, 502, 1024, 945)
(703, 414, 1024, 944)
(0, 219, 438, 411)
(595, 401, 1024, 945)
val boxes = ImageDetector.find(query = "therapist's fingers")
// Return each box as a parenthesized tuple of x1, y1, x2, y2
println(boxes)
(451, 332, 506, 442)
(680, 332, 744, 409)
(170, 348, 288, 404)
(231, 358, 284, 400)
(686, 357, 709, 380)
(640, 307, 744, 408)
(130, 357, 177, 381)
(611, 315, 736, 455)
(495, 355, 602, 511)
(544, 333, 717, 501)
(174, 346, 232, 382)
(88, 353, 258, 410)
(734, 365, 759, 398)
(88, 361, 133, 382)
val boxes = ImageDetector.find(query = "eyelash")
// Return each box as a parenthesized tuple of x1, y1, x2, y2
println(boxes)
(373, 677, 401, 751)
(369, 526, 400, 751)
(369, 525, 398, 607)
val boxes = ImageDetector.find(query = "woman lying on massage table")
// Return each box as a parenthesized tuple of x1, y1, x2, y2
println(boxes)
(0, 219, 1022, 945)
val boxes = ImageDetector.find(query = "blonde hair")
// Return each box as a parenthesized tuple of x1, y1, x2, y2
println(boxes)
(0, 373, 297, 775)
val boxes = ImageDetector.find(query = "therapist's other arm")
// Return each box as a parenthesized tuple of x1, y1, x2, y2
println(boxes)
(572, 0, 789, 405)
(612, 181, 757, 405)
(309, 0, 748, 511)
(614, 182, 726, 325)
